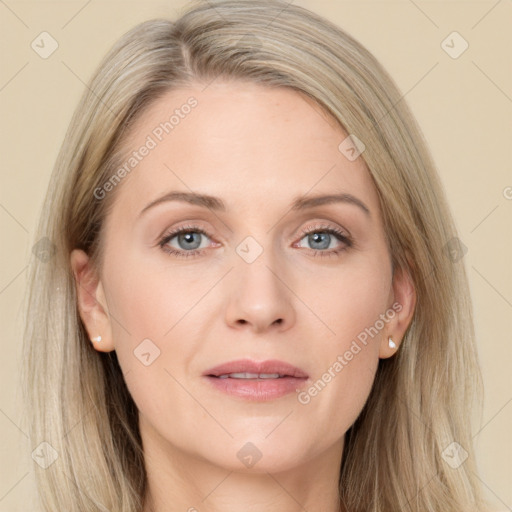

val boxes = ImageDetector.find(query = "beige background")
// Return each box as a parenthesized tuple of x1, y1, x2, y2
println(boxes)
(1, 0, 511, 510)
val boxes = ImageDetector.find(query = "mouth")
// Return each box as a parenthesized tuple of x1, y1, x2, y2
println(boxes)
(203, 359, 309, 401)
(214, 372, 293, 380)
(203, 358, 309, 378)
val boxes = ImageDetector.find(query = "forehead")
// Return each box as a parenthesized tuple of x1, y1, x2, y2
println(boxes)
(109, 81, 381, 220)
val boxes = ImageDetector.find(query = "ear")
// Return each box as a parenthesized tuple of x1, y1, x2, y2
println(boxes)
(70, 249, 115, 352)
(379, 263, 416, 359)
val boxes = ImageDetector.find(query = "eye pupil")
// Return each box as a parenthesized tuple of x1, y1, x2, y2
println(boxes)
(309, 232, 330, 250)
(178, 232, 202, 250)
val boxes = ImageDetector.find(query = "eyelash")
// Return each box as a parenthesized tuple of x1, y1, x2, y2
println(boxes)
(158, 223, 353, 259)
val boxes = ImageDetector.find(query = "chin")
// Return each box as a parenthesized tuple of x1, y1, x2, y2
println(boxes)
(197, 435, 314, 474)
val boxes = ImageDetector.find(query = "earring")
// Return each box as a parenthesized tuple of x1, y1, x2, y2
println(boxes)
(91, 335, 102, 343)
(388, 336, 397, 349)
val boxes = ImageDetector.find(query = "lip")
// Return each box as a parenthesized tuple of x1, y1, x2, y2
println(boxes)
(203, 359, 309, 378)
(202, 359, 309, 401)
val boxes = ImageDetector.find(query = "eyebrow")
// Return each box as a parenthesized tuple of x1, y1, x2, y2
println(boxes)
(138, 190, 371, 218)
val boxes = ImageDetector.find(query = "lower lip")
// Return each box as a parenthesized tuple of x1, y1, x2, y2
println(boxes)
(203, 376, 309, 401)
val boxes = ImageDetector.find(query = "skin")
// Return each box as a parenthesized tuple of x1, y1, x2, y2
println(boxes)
(71, 81, 416, 512)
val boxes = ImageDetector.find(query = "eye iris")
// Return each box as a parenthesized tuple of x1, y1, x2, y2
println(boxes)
(309, 232, 330, 250)
(178, 232, 202, 250)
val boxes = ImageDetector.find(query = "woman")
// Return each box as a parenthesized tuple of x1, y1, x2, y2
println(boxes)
(23, 0, 487, 510)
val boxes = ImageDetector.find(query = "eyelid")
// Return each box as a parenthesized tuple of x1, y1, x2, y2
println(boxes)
(158, 223, 217, 247)
(293, 222, 353, 251)
(297, 222, 351, 239)
(158, 220, 353, 258)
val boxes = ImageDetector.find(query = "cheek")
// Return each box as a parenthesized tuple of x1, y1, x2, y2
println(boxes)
(102, 248, 191, 340)
(101, 251, 208, 385)
(296, 256, 390, 420)
(305, 253, 392, 348)
(99, 249, 175, 389)
(101, 259, 196, 422)
(105, 269, 166, 339)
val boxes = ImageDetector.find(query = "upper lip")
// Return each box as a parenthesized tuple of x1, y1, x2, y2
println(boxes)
(203, 359, 309, 378)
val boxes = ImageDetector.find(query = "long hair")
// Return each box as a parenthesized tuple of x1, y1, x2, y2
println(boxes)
(22, 1, 486, 510)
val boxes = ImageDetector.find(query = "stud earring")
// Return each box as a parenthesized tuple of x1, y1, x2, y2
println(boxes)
(388, 336, 397, 349)
(91, 335, 102, 343)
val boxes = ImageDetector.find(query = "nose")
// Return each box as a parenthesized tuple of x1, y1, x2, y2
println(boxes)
(224, 252, 296, 334)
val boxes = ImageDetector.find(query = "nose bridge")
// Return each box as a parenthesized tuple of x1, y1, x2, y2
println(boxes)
(224, 233, 295, 332)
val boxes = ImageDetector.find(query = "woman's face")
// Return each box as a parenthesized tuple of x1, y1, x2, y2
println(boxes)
(72, 81, 414, 474)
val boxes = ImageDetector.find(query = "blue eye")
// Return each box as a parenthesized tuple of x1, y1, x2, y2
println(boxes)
(159, 225, 212, 258)
(159, 223, 352, 259)
(298, 231, 339, 250)
(295, 224, 352, 256)
(171, 231, 205, 250)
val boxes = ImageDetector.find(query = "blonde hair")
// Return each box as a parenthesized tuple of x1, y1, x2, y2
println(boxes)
(23, 1, 487, 510)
